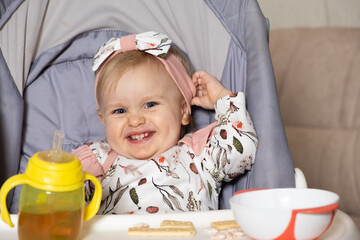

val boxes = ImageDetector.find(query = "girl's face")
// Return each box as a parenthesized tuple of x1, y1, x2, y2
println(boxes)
(98, 61, 189, 160)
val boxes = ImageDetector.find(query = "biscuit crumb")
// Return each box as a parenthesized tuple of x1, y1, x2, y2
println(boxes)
(132, 222, 149, 228)
(204, 227, 218, 235)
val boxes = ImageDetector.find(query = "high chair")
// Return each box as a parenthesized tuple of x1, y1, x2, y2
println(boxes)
(0, 0, 295, 212)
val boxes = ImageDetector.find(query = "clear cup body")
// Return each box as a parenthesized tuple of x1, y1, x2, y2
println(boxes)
(18, 184, 84, 240)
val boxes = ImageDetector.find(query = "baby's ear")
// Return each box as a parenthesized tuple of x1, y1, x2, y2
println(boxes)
(182, 113, 190, 125)
(97, 110, 105, 125)
(181, 101, 190, 125)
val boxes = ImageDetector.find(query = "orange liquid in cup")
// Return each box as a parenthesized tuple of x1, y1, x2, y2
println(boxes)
(18, 209, 83, 240)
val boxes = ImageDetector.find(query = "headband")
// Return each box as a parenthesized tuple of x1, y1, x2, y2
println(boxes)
(92, 31, 196, 113)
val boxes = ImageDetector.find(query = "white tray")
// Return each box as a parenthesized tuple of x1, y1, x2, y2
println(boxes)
(1, 209, 359, 239)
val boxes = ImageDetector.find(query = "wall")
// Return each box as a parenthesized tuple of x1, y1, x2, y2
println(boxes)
(258, 0, 360, 29)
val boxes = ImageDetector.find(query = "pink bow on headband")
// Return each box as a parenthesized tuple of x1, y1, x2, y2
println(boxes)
(92, 31, 196, 113)
(92, 31, 172, 71)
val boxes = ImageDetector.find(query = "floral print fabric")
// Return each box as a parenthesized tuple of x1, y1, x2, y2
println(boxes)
(74, 92, 258, 214)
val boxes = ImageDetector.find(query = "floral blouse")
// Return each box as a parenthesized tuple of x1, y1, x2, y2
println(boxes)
(72, 92, 258, 214)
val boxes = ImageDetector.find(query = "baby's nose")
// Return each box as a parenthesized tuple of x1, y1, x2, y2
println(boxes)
(128, 113, 145, 127)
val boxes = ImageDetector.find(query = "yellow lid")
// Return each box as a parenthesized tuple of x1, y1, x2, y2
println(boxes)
(25, 151, 84, 192)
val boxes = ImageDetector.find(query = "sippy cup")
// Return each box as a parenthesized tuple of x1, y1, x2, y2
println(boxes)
(0, 130, 102, 240)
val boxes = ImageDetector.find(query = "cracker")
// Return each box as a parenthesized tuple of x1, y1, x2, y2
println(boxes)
(210, 220, 240, 231)
(160, 220, 194, 229)
(128, 227, 196, 237)
(128, 219, 196, 237)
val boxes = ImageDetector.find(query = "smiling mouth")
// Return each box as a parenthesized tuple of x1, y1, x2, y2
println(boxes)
(129, 132, 149, 140)
(127, 132, 154, 141)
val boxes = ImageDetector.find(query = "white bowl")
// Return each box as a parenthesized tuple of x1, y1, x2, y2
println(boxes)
(229, 188, 339, 240)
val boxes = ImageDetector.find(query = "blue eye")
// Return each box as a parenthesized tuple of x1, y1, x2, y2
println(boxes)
(145, 102, 158, 108)
(113, 108, 126, 114)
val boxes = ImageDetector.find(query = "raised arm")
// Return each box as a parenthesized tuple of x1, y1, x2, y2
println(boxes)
(190, 71, 258, 185)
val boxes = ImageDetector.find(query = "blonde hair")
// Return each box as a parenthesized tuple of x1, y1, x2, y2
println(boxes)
(96, 45, 195, 107)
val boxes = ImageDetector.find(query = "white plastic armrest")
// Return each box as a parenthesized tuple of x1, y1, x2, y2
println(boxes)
(294, 168, 308, 188)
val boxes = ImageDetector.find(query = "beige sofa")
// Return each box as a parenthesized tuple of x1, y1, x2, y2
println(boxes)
(269, 27, 360, 228)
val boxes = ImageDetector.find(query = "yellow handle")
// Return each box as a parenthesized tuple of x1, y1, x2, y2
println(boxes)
(83, 172, 102, 222)
(0, 174, 30, 227)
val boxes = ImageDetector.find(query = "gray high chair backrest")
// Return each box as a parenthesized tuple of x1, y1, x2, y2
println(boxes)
(0, 0, 294, 213)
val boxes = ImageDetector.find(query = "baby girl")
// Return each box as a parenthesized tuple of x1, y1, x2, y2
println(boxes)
(73, 31, 258, 214)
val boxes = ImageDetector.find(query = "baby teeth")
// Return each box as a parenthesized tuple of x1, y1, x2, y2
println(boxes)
(130, 132, 149, 140)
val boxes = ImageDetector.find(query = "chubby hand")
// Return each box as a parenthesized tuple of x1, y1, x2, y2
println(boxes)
(191, 70, 232, 110)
